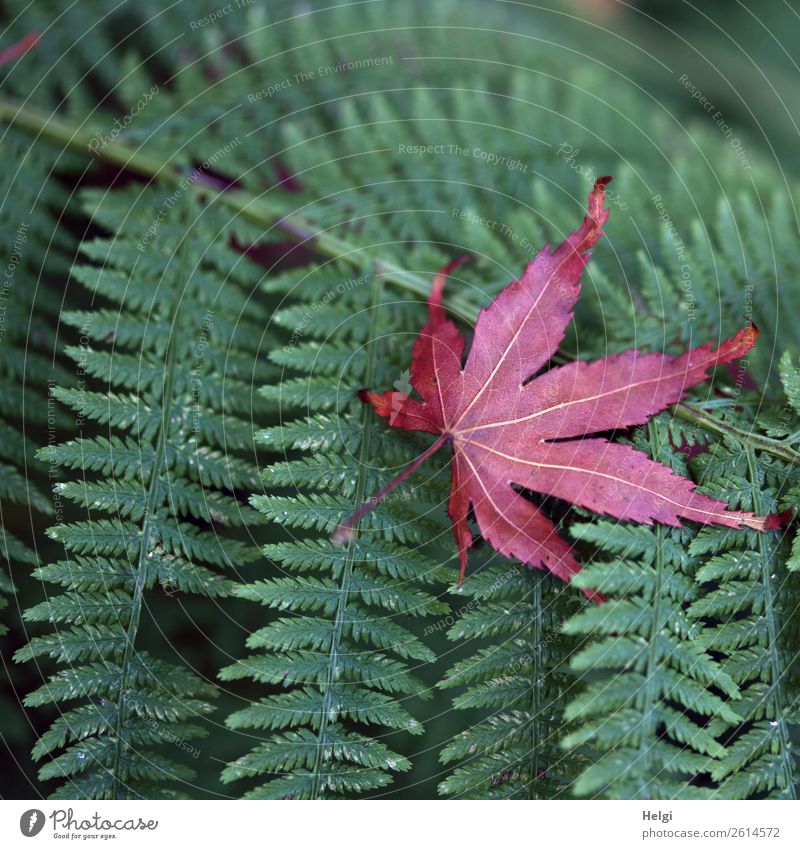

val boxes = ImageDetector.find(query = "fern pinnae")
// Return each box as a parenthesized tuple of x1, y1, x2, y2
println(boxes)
(681, 375, 799, 799)
(560, 416, 753, 799)
(525, 568, 544, 799)
(0, 127, 79, 738)
(635, 423, 669, 800)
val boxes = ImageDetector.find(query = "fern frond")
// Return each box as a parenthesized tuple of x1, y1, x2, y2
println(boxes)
(562, 411, 799, 799)
(437, 558, 582, 799)
(19, 185, 267, 799)
(685, 383, 800, 797)
(0, 125, 78, 649)
(558, 420, 746, 798)
(221, 268, 450, 799)
(2, 0, 799, 803)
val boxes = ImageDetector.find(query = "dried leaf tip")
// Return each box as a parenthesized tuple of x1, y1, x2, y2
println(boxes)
(762, 509, 791, 531)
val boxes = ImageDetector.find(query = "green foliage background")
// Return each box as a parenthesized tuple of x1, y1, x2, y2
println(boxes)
(0, 0, 798, 799)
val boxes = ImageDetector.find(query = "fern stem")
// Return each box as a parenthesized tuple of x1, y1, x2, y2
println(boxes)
(743, 446, 797, 799)
(526, 568, 543, 799)
(310, 274, 384, 800)
(0, 99, 171, 179)
(0, 96, 477, 323)
(673, 403, 800, 468)
(108, 219, 191, 799)
(636, 421, 665, 801)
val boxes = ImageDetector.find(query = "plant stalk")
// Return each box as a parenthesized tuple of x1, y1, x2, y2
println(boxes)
(673, 402, 800, 467)
(332, 433, 449, 547)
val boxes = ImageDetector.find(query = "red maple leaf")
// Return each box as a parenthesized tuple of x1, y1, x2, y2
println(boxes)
(334, 177, 782, 597)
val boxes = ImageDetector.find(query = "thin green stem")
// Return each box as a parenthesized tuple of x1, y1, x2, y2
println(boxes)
(0, 99, 172, 179)
(673, 403, 800, 468)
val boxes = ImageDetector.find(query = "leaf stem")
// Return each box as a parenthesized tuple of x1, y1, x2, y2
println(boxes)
(331, 433, 448, 547)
